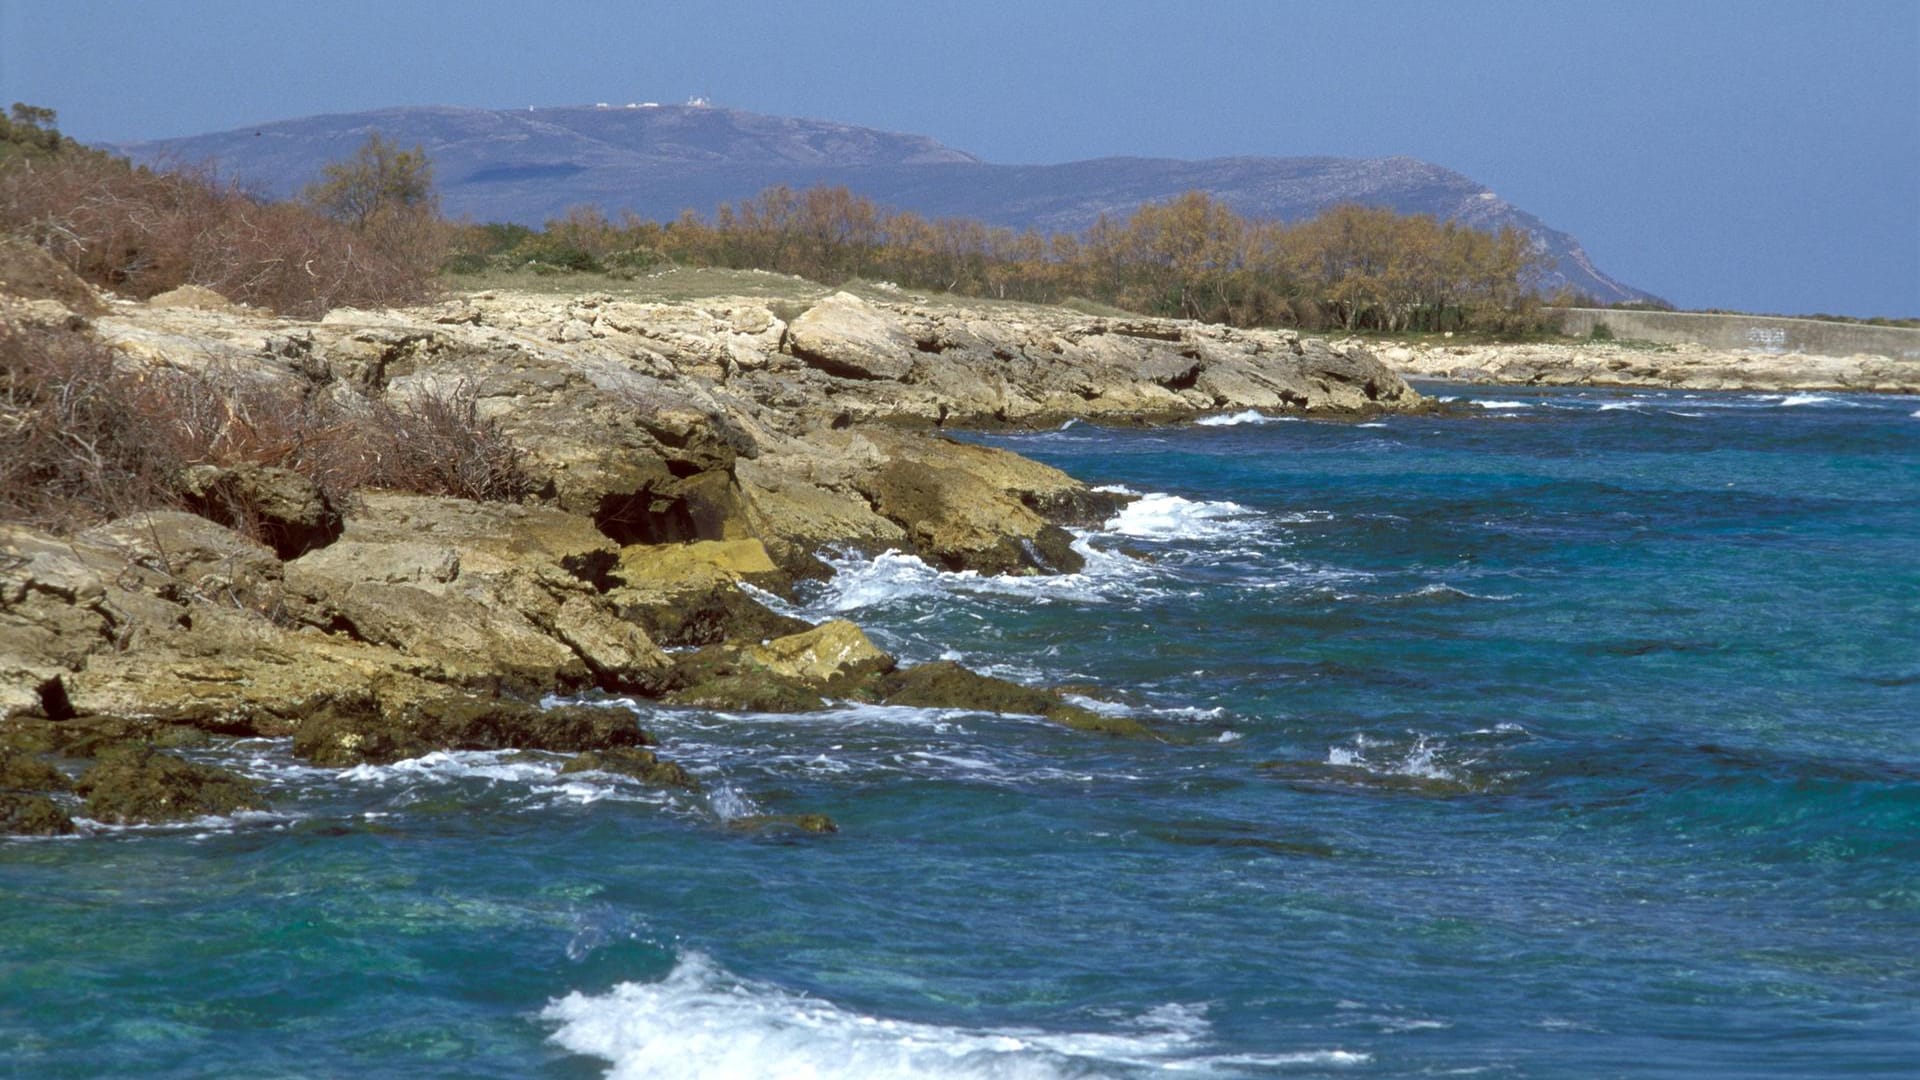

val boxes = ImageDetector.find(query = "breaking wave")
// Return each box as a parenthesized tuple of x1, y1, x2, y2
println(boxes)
(544, 951, 1365, 1078)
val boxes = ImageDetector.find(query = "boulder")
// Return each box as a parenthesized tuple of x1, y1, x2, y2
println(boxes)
(282, 494, 672, 694)
(745, 620, 895, 688)
(851, 433, 1095, 574)
(608, 538, 807, 647)
(785, 292, 919, 381)
(175, 463, 344, 559)
(74, 746, 267, 824)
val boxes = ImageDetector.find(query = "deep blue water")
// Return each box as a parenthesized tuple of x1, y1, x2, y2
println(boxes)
(5, 385, 1918, 1078)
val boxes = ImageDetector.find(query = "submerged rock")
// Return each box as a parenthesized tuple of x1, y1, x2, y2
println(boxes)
(0, 745, 69, 792)
(726, 813, 839, 836)
(0, 791, 75, 836)
(74, 747, 267, 824)
(293, 696, 652, 767)
(877, 661, 1155, 738)
(559, 747, 698, 790)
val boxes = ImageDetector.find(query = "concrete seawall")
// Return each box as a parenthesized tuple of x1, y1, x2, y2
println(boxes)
(1553, 308, 1920, 360)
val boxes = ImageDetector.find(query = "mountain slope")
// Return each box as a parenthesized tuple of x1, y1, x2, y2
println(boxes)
(120, 104, 1654, 304)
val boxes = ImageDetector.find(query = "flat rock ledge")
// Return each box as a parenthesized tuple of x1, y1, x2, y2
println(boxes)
(2, 286, 1417, 828)
(1378, 340, 1919, 395)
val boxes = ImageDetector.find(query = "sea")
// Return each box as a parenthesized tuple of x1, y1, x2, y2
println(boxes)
(4, 384, 1917, 1079)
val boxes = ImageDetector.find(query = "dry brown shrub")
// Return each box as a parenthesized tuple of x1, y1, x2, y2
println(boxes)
(0, 320, 183, 527)
(1, 320, 528, 533)
(0, 154, 442, 318)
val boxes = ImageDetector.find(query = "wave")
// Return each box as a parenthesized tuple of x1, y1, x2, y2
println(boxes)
(1473, 400, 1533, 410)
(1104, 493, 1256, 541)
(544, 951, 1364, 1078)
(794, 545, 1149, 618)
(1194, 409, 1301, 427)
(334, 748, 673, 808)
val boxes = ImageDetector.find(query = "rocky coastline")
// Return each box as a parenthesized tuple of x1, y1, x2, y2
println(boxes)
(1377, 339, 1919, 395)
(2, 278, 1420, 834)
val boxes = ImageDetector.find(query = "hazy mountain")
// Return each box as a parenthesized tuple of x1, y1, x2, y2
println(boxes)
(120, 104, 1655, 304)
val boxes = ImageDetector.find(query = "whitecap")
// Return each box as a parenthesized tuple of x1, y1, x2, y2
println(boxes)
(336, 749, 560, 785)
(544, 951, 1339, 1078)
(1327, 734, 1459, 783)
(1104, 493, 1254, 541)
(1194, 409, 1298, 427)
(1776, 393, 1833, 407)
(1473, 400, 1533, 409)
(799, 543, 1151, 617)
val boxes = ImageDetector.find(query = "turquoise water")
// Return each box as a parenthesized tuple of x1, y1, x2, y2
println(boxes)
(5, 385, 1918, 1078)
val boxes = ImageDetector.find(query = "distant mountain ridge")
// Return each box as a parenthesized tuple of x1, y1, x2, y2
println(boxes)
(118, 104, 1656, 305)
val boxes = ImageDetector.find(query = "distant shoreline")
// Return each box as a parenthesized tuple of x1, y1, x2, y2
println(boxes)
(1376, 339, 1919, 395)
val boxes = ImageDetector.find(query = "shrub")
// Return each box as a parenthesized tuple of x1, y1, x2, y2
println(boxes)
(0, 320, 181, 527)
(1588, 321, 1616, 341)
(0, 122, 442, 317)
(0, 320, 529, 533)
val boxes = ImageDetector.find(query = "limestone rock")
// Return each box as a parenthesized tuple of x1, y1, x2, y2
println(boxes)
(74, 746, 267, 824)
(176, 463, 344, 559)
(75, 511, 284, 614)
(785, 292, 919, 381)
(745, 620, 894, 688)
(293, 696, 651, 767)
(282, 494, 671, 694)
(608, 539, 808, 647)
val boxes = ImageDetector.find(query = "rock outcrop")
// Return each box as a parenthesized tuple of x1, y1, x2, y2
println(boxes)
(4, 279, 1414, 789)
(1378, 340, 1919, 395)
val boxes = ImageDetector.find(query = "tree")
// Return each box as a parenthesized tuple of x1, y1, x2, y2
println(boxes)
(303, 131, 437, 231)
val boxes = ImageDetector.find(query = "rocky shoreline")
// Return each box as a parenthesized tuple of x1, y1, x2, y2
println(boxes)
(1377, 339, 1919, 394)
(2, 281, 1420, 834)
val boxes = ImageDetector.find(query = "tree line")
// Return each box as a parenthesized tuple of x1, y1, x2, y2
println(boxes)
(452, 185, 1556, 334)
(2, 106, 1553, 334)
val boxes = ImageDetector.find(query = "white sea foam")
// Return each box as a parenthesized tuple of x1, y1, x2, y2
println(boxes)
(1775, 393, 1833, 407)
(1194, 409, 1300, 427)
(1104, 493, 1254, 541)
(1327, 734, 1458, 783)
(1473, 400, 1533, 409)
(545, 951, 1351, 1078)
(336, 749, 560, 785)
(799, 543, 1150, 618)
(332, 748, 670, 807)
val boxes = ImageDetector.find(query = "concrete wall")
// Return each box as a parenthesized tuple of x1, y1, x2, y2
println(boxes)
(1552, 308, 1920, 360)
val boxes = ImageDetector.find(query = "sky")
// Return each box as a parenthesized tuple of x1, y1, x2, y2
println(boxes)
(3, 0, 1916, 317)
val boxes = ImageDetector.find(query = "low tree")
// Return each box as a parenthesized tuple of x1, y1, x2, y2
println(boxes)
(302, 131, 437, 230)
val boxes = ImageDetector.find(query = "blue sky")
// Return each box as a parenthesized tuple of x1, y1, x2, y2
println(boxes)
(3, 0, 1915, 317)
